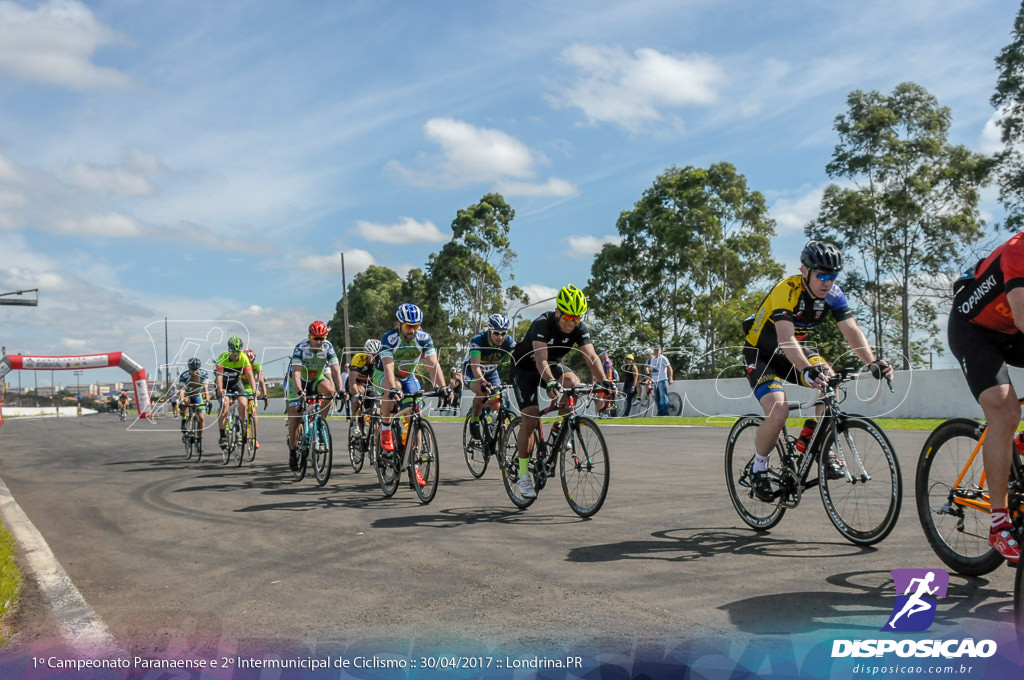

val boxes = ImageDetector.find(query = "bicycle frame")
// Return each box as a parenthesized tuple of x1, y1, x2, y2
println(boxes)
(479, 385, 513, 456)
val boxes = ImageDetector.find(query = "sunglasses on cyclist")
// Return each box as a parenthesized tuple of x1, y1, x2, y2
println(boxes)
(401, 323, 421, 332)
(309, 335, 327, 342)
(560, 313, 581, 323)
(815, 271, 838, 283)
(490, 330, 507, 336)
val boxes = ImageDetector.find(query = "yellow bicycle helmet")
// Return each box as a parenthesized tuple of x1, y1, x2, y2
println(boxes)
(556, 284, 588, 317)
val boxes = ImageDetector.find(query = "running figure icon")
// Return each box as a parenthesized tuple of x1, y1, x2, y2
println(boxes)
(882, 568, 949, 633)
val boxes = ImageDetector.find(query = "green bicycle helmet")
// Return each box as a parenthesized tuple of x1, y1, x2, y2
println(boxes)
(227, 336, 244, 352)
(556, 284, 588, 317)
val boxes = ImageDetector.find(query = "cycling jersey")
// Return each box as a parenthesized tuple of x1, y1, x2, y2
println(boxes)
(177, 369, 210, 400)
(953, 231, 1024, 335)
(510, 311, 592, 372)
(379, 328, 436, 378)
(289, 339, 340, 383)
(743, 274, 854, 350)
(216, 352, 253, 392)
(467, 330, 516, 375)
(349, 352, 376, 382)
(245, 361, 263, 396)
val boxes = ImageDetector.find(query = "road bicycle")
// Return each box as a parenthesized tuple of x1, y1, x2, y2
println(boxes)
(241, 393, 266, 463)
(292, 394, 337, 486)
(181, 403, 203, 461)
(347, 386, 381, 473)
(462, 383, 515, 478)
(500, 384, 611, 518)
(218, 392, 250, 466)
(118, 404, 128, 422)
(633, 376, 682, 417)
(725, 371, 901, 545)
(370, 387, 445, 504)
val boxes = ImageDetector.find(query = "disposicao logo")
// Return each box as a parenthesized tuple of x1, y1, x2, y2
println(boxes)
(882, 568, 948, 632)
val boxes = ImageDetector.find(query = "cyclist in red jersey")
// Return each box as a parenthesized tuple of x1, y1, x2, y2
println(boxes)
(948, 231, 1024, 562)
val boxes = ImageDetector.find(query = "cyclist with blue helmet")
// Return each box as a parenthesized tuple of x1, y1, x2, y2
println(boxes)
(177, 357, 211, 445)
(375, 303, 447, 459)
(466, 312, 516, 439)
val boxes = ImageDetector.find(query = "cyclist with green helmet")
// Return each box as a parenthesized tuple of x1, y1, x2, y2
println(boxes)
(215, 336, 258, 450)
(508, 284, 615, 499)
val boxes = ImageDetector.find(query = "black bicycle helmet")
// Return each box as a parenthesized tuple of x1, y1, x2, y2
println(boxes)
(800, 240, 843, 273)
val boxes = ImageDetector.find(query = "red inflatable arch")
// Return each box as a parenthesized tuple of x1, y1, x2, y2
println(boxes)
(0, 352, 151, 424)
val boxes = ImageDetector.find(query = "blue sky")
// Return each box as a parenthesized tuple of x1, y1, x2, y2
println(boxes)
(0, 0, 1016, 387)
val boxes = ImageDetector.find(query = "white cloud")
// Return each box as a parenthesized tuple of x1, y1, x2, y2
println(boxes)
(354, 217, 446, 244)
(299, 249, 376, 276)
(980, 111, 1004, 156)
(55, 212, 147, 237)
(549, 45, 723, 132)
(386, 118, 575, 196)
(0, 0, 133, 90)
(564, 234, 622, 259)
(0, 152, 21, 181)
(494, 177, 578, 198)
(70, 163, 157, 196)
(0, 189, 26, 210)
(770, 186, 825, 236)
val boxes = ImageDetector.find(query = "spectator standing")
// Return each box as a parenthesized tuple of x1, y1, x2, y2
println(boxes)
(620, 353, 640, 417)
(648, 346, 673, 416)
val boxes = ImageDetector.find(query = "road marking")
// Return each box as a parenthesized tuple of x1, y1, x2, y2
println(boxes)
(0, 475, 122, 655)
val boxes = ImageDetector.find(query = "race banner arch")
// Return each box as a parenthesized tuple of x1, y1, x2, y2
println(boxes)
(0, 352, 152, 423)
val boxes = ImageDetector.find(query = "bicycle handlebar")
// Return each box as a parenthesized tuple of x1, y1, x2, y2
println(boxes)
(785, 369, 891, 410)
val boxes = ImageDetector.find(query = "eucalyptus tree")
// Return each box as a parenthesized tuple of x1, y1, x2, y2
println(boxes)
(992, 1, 1024, 231)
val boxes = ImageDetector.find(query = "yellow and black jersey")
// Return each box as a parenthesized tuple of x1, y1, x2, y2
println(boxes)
(349, 352, 377, 381)
(743, 274, 854, 349)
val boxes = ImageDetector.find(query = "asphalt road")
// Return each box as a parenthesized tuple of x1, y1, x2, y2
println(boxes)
(0, 414, 1018, 662)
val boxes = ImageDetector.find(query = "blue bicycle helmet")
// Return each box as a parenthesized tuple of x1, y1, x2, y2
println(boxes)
(487, 313, 511, 331)
(396, 303, 423, 325)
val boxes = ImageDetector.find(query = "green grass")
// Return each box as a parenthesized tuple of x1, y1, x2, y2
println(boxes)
(0, 526, 22, 645)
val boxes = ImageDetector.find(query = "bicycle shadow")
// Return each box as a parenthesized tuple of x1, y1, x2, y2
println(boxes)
(718, 569, 1013, 634)
(369, 505, 585, 530)
(566, 527, 873, 564)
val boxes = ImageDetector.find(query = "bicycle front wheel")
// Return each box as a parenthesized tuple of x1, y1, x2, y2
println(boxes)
(818, 417, 901, 546)
(463, 412, 489, 478)
(292, 431, 308, 481)
(246, 414, 257, 461)
(184, 416, 195, 460)
(312, 417, 333, 487)
(221, 418, 233, 465)
(348, 419, 365, 473)
(560, 417, 610, 517)
(915, 418, 1001, 575)
(233, 419, 246, 467)
(375, 423, 401, 497)
(724, 415, 786, 531)
(501, 416, 538, 510)
(409, 420, 439, 504)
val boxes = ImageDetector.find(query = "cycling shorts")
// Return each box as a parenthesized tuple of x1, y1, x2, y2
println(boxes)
(509, 364, 568, 410)
(464, 367, 501, 392)
(287, 376, 327, 407)
(948, 309, 1024, 399)
(743, 344, 826, 401)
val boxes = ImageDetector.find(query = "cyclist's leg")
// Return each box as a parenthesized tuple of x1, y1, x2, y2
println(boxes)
(510, 367, 542, 497)
(315, 376, 335, 417)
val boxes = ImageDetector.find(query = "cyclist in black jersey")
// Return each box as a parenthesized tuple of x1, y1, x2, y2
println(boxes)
(509, 284, 615, 499)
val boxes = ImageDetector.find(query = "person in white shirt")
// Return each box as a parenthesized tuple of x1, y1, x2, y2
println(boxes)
(647, 346, 673, 416)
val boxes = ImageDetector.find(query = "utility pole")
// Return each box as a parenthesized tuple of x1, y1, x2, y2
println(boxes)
(164, 316, 170, 392)
(341, 252, 351, 356)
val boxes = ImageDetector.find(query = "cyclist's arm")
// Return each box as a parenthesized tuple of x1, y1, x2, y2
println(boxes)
(469, 353, 485, 382)
(215, 369, 225, 397)
(329, 362, 343, 394)
(579, 343, 607, 384)
(532, 341, 555, 383)
(380, 356, 399, 392)
(422, 353, 444, 388)
(775, 320, 824, 374)
(1010, 287, 1024, 334)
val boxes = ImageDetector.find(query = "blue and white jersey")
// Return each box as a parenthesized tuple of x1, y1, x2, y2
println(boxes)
(177, 369, 209, 398)
(290, 339, 340, 382)
(380, 328, 436, 378)
(467, 330, 515, 375)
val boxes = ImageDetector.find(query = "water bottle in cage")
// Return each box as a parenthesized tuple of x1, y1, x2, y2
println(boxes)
(546, 421, 561, 449)
(795, 419, 816, 453)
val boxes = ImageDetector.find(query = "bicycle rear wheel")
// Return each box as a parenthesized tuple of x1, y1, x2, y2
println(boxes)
(375, 423, 401, 497)
(560, 416, 610, 517)
(501, 416, 538, 510)
(348, 419, 366, 473)
(463, 412, 489, 478)
(818, 416, 901, 546)
(724, 415, 786, 531)
(635, 391, 654, 418)
(915, 418, 1001, 575)
(292, 431, 308, 481)
(668, 392, 682, 417)
(312, 416, 333, 487)
(409, 419, 439, 504)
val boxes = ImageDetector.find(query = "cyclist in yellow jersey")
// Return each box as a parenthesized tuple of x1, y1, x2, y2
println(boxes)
(348, 338, 381, 435)
(742, 241, 892, 502)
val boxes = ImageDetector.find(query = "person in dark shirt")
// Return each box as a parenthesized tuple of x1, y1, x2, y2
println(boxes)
(508, 284, 615, 498)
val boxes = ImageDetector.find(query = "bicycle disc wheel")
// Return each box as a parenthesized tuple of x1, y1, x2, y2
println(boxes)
(375, 424, 400, 497)
(560, 416, 610, 517)
(312, 417, 333, 487)
(233, 419, 246, 467)
(668, 392, 682, 417)
(724, 415, 786, 531)
(348, 419, 365, 473)
(501, 416, 538, 509)
(409, 420, 439, 504)
(463, 412, 489, 478)
(915, 418, 1001, 575)
(818, 417, 901, 546)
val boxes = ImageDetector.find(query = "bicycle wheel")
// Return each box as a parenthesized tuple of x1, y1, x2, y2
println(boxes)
(560, 416, 610, 517)
(1015, 556, 1024, 636)
(818, 416, 901, 546)
(184, 415, 195, 460)
(312, 416, 333, 487)
(463, 412, 489, 478)
(409, 419, 439, 504)
(724, 415, 786, 531)
(501, 416, 538, 510)
(375, 423, 401, 497)
(246, 414, 257, 461)
(348, 419, 366, 473)
(292, 430, 308, 481)
(233, 418, 246, 467)
(635, 390, 654, 417)
(220, 416, 233, 465)
(668, 392, 682, 416)
(915, 418, 1001, 575)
